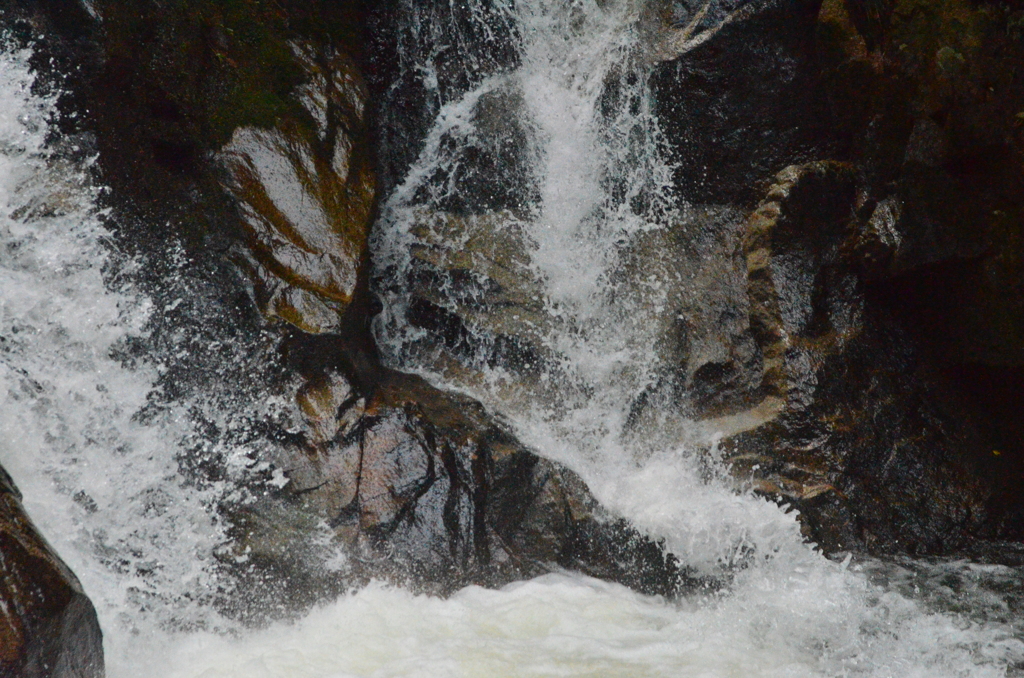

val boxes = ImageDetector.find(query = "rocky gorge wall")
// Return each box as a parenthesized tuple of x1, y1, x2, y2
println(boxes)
(2, 0, 1024, 670)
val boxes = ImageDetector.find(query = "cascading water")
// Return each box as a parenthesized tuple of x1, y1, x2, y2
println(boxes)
(0, 39, 305, 674)
(373, 0, 807, 577)
(0, 42, 219, 659)
(3, 1, 1024, 677)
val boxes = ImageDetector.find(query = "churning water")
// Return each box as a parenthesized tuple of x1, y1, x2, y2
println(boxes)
(2, 0, 1024, 675)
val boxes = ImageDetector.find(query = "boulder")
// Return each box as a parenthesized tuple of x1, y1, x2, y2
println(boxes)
(604, 162, 991, 555)
(217, 362, 692, 620)
(10, 0, 377, 333)
(363, 0, 522, 195)
(0, 466, 104, 678)
(385, 208, 567, 404)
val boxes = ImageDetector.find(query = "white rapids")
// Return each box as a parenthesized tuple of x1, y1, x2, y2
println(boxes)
(2, 2, 1024, 676)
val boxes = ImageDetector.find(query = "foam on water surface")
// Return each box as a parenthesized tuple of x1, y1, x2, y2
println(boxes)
(112, 572, 1024, 678)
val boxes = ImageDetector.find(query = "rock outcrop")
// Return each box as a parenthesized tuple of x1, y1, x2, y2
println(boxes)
(815, 0, 1024, 537)
(0, 466, 104, 678)
(640, 0, 1024, 550)
(220, 361, 690, 620)
(5, 0, 694, 623)
(218, 43, 377, 334)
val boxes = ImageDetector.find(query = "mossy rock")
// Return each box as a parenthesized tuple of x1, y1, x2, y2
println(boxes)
(95, 0, 367, 150)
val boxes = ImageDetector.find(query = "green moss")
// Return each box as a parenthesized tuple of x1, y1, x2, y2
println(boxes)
(95, 0, 363, 150)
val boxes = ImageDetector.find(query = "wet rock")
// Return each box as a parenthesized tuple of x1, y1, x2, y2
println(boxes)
(409, 84, 540, 216)
(0, 466, 104, 678)
(221, 366, 689, 618)
(707, 163, 991, 555)
(394, 203, 764, 429)
(9, 0, 377, 334)
(651, 0, 837, 204)
(645, 0, 1024, 550)
(219, 44, 377, 333)
(741, 161, 859, 397)
(639, 0, 772, 63)
(815, 0, 1024, 348)
(13, 0, 1021, 601)
(364, 0, 523, 195)
(616, 205, 764, 426)
(381, 163, 992, 557)
(848, 196, 903, 280)
(393, 209, 564, 399)
(815, 0, 1024, 531)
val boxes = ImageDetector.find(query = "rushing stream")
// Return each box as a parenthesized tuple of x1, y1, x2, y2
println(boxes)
(3, 0, 1024, 675)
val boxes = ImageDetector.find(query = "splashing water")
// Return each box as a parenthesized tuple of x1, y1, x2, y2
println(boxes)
(2, 1, 1024, 676)
(0, 42, 298, 674)
(370, 0, 1024, 675)
(0, 40, 240, 651)
(373, 0, 783, 576)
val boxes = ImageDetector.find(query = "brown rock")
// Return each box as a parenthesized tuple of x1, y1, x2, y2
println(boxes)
(220, 45, 377, 334)
(219, 367, 691, 618)
(0, 466, 104, 678)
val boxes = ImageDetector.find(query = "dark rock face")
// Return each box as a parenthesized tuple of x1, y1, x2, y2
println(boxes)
(410, 85, 540, 216)
(722, 163, 989, 554)
(813, 0, 1024, 538)
(363, 0, 522, 195)
(0, 467, 104, 678)
(5, 0, 381, 341)
(651, 0, 836, 204)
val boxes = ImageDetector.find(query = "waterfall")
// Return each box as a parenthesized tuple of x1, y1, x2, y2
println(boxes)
(2, 1, 1024, 675)
(372, 0, 811, 576)
(0, 41, 300, 674)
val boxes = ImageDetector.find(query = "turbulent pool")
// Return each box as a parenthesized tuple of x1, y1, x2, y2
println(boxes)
(2, 1, 1024, 676)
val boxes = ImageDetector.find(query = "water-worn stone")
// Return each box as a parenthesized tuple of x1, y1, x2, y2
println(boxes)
(0, 466, 104, 678)
(220, 45, 377, 333)
(220, 365, 690, 619)
(395, 209, 566, 402)
(364, 0, 522, 195)
(714, 163, 990, 554)
(616, 205, 764, 428)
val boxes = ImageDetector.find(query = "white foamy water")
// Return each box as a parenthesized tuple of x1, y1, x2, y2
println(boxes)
(1, 4, 1024, 678)
(127, 572, 1021, 678)
(0, 40, 245, 659)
